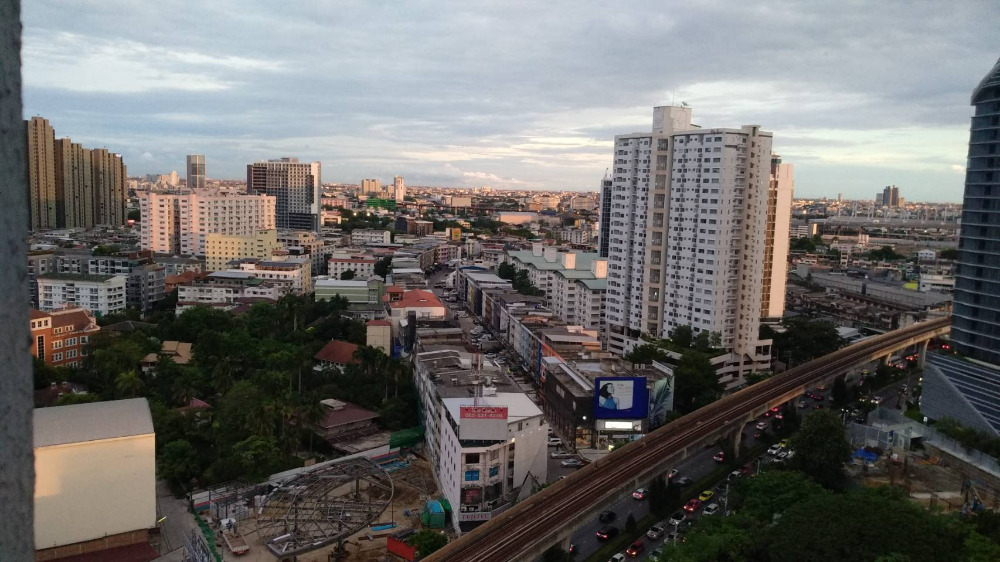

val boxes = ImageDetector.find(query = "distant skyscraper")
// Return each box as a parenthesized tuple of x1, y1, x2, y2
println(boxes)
(604, 105, 778, 375)
(187, 155, 206, 189)
(394, 175, 406, 202)
(26, 116, 57, 230)
(361, 178, 382, 196)
(25, 116, 126, 230)
(247, 158, 322, 231)
(922, 57, 1000, 435)
(762, 155, 794, 320)
(881, 185, 900, 208)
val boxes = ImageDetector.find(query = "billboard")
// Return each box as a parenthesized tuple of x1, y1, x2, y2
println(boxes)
(458, 406, 509, 440)
(450, 227, 462, 241)
(593, 377, 649, 420)
(649, 374, 675, 429)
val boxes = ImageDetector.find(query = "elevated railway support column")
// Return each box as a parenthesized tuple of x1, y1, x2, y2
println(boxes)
(918, 340, 929, 370)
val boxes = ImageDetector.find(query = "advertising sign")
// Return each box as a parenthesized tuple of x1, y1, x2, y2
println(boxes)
(458, 405, 509, 440)
(593, 377, 649, 420)
(450, 227, 462, 241)
(649, 375, 675, 429)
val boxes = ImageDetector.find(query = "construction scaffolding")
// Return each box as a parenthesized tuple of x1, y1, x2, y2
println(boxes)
(255, 457, 394, 558)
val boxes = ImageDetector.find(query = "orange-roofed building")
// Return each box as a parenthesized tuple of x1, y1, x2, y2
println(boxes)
(314, 340, 360, 368)
(387, 289, 446, 339)
(30, 307, 100, 368)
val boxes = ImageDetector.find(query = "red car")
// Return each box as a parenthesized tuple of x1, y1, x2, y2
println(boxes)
(770, 406, 781, 414)
(713, 451, 725, 462)
(625, 539, 645, 557)
(683, 498, 703, 512)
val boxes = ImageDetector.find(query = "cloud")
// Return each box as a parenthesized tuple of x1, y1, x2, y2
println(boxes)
(19, 1, 1000, 200)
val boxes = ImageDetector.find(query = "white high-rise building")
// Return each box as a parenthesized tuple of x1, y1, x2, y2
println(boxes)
(139, 190, 276, 256)
(247, 158, 322, 231)
(393, 175, 406, 202)
(601, 106, 778, 367)
(762, 155, 794, 321)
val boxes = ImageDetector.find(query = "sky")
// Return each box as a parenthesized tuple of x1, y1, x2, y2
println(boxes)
(21, 1, 1000, 202)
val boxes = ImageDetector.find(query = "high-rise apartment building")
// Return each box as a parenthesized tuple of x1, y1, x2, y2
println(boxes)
(25, 117, 127, 230)
(139, 190, 276, 255)
(26, 116, 57, 230)
(361, 178, 382, 197)
(186, 155, 206, 189)
(881, 185, 900, 208)
(762, 155, 794, 320)
(602, 106, 777, 365)
(921, 58, 1000, 435)
(247, 158, 322, 231)
(394, 175, 406, 202)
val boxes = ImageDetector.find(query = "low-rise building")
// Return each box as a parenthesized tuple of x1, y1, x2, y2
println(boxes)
(314, 339, 360, 369)
(413, 348, 547, 533)
(351, 229, 392, 246)
(37, 273, 127, 317)
(328, 254, 377, 279)
(234, 256, 312, 294)
(175, 271, 291, 314)
(34, 399, 156, 561)
(387, 289, 446, 340)
(30, 307, 100, 368)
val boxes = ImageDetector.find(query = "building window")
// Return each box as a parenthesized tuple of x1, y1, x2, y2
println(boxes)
(52, 340, 63, 350)
(52, 352, 63, 362)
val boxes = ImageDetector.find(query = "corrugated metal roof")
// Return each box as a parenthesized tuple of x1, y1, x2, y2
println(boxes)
(34, 398, 154, 448)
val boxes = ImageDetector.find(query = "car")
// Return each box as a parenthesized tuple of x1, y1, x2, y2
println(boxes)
(650, 547, 665, 559)
(770, 406, 781, 414)
(668, 511, 686, 526)
(632, 488, 649, 500)
(625, 539, 644, 557)
(872, 395, 884, 403)
(609, 554, 626, 562)
(547, 437, 562, 447)
(776, 450, 790, 461)
(810, 392, 823, 401)
(818, 384, 828, 391)
(550, 451, 574, 459)
(698, 490, 715, 502)
(675, 476, 694, 486)
(713, 451, 725, 463)
(767, 444, 782, 455)
(599, 510, 617, 523)
(702, 503, 720, 516)
(778, 439, 789, 448)
(763, 410, 772, 418)
(561, 459, 584, 468)
(668, 468, 679, 480)
(774, 413, 784, 420)
(728, 470, 741, 482)
(595, 526, 619, 541)
(683, 498, 702, 513)
(569, 543, 576, 555)
(798, 400, 808, 408)
(755, 421, 768, 430)
(753, 430, 763, 439)
(647, 523, 666, 540)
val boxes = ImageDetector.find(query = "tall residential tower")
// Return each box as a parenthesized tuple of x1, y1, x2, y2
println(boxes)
(247, 158, 322, 231)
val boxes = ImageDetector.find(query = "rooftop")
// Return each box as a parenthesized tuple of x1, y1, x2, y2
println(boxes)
(37, 273, 122, 283)
(317, 399, 380, 429)
(390, 289, 444, 309)
(314, 340, 360, 365)
(34, 398, 154, 448)
(442, 393, 543, 424)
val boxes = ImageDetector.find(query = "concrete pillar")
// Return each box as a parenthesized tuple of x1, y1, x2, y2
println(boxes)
(730, 428, 742, 458)
(917, 340, 929, 370)
(558, 535, 572, 552)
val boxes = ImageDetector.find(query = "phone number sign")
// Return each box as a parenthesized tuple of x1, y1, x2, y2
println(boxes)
(460, 406, 508, 420)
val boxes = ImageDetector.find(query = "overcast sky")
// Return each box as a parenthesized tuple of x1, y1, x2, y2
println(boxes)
(21, 1, 1000, 201)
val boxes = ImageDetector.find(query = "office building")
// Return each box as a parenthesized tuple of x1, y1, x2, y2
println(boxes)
(882, 185, 900, 208)
(187, 154, 206, 189)
(204, 229, 282, 271)
(30, 307, 101, 368)
(25, 116, 126, 230)
(603, 106, 775, 370)
(139, 189, 276, 256)
(247, 158, 322, 231)
(394, 175, 406, 202)
(762, 154, 794, 320)
(37, 273, 127, 317)
(922, 58, 1000, 435)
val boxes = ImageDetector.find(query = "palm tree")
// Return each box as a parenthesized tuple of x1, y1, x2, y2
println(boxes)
(296, 393, 327, 455)
(115, 369, 144, 398)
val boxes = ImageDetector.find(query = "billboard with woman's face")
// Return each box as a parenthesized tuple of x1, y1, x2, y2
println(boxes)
(593, 377, 649, 419)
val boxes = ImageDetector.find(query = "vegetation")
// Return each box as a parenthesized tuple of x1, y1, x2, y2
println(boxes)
(768, 317, 844, 367)
(374, 256, 392, 278)
(127, 209, 141, 222)
(867, 245, 906, 261)
(336, 207, 392, 232)
(340, 269, 356, 280)
(408, 530, 448, 557)
(935, 418, 1000, 459)
(939, 248, 960, 260)
(788, 234, 824, 253)
(788, 409, 852, 490)
(497, 263, 545, 296)
(59, 294, 417, 493)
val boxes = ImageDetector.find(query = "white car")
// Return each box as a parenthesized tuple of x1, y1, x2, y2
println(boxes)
(561, 459, 584, 468)
(766, 444, 782, 455)
(550, 451, 574, 459)
(755, 421, 768, 430)
(776, 450, 790, 461)
(609, 554, 626, 562)
(547, 437, 562, 447)
(702, 503, 720, 516)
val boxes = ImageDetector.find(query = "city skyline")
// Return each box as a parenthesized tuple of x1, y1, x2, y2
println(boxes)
(21, 3, 1000, 201)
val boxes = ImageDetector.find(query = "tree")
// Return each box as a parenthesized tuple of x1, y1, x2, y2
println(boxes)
(772, 318, 844, 367)
(626, 513, 637, 534)
(670, 325, 694, 349)
(232, 435, 284, 480)
(789, 237, 817, 253)
(542, 547, 574, 562)
(623, 343, 665, 370)
(409, 530, 448, 557)
(832, 375, 849, 408)
(373, 256, 392, 278)
(497, 262, 517, 280)
(158, 439, 202, 492)
(115, 369, 144, 398)
(127, 209, 141, 221)
(673, 351, 722, 414)
(939, 248, 960, 261)
(788, 409, 851, 490)
(340, 269, 356, 280)
(729, 471, 827, 522)
(54, 393, 100, 406)
(867, 245, 905, 261)
(693, 330, 712, 352)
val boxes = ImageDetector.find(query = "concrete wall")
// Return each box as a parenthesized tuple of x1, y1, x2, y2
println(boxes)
(34, 433, 156, 549)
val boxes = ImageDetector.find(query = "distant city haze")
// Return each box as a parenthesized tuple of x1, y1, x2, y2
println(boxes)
(20, 2, 1000, 201)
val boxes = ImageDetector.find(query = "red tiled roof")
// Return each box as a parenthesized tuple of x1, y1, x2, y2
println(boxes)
(314, 340, 360, 365)
(317, 401, 380, 429)
(389, 289, 444, 309)
(385, 285, 404, 294)
(48, 307, 99, 332)
(367, 319, 391, 326)
(31, 309, 48, 320)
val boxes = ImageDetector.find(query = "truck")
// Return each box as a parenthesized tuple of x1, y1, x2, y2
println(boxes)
(223, 529, 249, 555)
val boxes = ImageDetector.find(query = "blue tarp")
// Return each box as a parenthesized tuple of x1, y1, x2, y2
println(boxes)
(853, 448, 878, 462)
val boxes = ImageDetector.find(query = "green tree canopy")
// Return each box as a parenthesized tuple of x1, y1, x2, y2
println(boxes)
(673, 350, 723, 414)
(772, 318, 844, 367)
(788, 409, 852, 490)
(340, 269, 356, 280)
(409, 530, 448, 556)
(374, 256, 392, 278)
(158, 439, 202, 492)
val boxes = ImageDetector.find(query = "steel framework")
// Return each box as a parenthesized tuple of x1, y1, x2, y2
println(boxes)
(255, 457, 393, 558)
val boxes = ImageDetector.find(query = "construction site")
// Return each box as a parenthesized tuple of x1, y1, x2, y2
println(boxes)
(183, 451, 444, 562)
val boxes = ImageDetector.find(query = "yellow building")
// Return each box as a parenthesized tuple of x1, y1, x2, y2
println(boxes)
(34, 398, 156, 560)
(205, 228, 281, 272)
